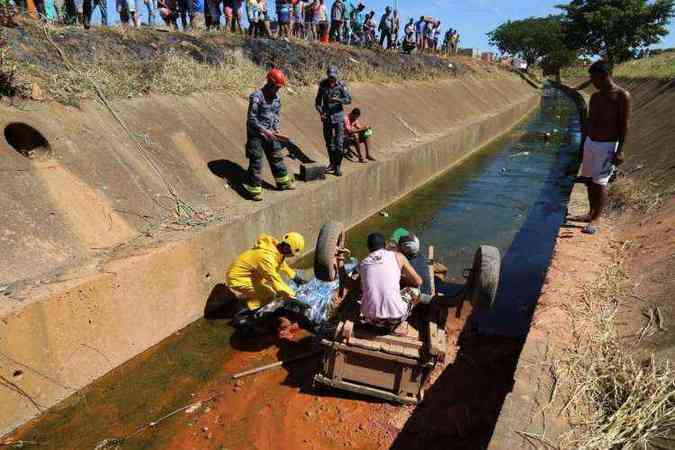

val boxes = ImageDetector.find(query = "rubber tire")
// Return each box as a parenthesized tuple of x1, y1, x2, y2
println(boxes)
(314, 222, 346, 282)
(468, 246, 501, 309)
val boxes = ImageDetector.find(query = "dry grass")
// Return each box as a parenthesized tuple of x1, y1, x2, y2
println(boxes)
(556, 256, 675, 449)
(562, 52, 675, 82)
(609, 177, 670, 215)
(1, 16, 513, 106)
(615, 52, 675, 81)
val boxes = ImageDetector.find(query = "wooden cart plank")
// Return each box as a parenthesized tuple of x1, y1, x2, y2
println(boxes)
(325, 341, 421, 365)
(314, 374, 419, 405)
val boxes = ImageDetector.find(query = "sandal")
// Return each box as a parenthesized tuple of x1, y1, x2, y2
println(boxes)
(582, 224, 598, 235)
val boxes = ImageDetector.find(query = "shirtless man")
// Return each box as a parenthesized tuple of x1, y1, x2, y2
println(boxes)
(571, 60, 631, 234)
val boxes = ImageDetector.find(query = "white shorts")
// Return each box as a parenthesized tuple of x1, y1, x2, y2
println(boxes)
(580, 137, 617, 186)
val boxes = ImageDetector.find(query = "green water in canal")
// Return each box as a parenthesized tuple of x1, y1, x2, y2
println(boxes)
(9, 87, 581, 448)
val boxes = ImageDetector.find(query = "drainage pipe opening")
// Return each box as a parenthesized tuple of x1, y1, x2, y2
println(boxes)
(4, 122, 51, 159)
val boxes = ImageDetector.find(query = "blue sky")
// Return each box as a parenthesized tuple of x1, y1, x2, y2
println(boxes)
(389, 0, 675, 51)
(93, 0, 674, 51)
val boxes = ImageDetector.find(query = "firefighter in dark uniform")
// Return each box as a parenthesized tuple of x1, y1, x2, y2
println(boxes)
(243, 68, 295, 201)
(315, 65, 352, 177)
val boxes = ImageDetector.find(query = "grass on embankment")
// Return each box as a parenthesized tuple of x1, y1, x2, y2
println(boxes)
(0, 15, 512, 106)
(562, 51, 675, 81)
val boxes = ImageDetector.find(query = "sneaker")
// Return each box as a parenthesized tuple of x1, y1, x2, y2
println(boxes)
(334, 168, 343, 177)
(325, 165, 336, 174)
(367, 156, 376, 161)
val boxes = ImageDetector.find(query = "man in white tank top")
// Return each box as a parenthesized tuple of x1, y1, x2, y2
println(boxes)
(358, 233, 423, 324)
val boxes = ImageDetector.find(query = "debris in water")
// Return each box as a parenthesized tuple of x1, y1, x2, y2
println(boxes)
(379, 211, 389, 218)
(185, 402, 202, 414)
(510, 151, 530, 158)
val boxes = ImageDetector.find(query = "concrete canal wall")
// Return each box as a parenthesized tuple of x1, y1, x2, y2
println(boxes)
(0, 77, 538, 434)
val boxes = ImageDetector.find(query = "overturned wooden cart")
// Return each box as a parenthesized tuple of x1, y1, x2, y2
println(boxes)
(312, 222, 501, 404)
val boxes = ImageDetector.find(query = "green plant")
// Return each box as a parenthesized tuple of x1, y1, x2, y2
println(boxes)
(558, 0, 675, 67)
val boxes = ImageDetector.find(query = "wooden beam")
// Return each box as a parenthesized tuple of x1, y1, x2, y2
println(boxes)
(314, 374, 419, 405)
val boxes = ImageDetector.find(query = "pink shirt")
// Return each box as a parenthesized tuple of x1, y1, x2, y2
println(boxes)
(359, 249, 407, 320)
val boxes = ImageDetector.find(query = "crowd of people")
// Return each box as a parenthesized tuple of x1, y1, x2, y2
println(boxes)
(7, 0, 460, 54)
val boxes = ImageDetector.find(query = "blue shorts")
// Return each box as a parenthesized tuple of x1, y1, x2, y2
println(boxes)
(278, 9, 290, 24)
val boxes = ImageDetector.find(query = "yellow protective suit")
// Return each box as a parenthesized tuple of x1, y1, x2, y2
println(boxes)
(225, 234, 297, 310)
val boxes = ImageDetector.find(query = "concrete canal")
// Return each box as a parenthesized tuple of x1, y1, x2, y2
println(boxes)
(7, 87, 581, 450)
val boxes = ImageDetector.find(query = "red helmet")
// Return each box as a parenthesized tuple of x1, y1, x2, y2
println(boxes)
(267, 68, 287, 87)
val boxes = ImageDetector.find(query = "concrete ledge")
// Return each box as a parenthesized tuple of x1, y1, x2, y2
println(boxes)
(0, 80, 538, 435)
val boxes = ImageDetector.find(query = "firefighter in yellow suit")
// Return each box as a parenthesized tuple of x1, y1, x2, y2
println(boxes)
(225, 232, 306, 310)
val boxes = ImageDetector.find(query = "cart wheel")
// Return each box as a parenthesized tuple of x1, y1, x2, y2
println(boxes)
(314, 222, 346, 282)
(467, 246, 501, 309)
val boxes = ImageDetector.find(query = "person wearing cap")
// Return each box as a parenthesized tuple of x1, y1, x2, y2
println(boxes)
(378, 6, 394, 49)
(388, 227, 438, 304)
(569, 60, 631, 235)
(243, 69, 294, 201)
(315, 65, 352, 176)
(225, 232, 307, 311)
(343, 108, 374, 163)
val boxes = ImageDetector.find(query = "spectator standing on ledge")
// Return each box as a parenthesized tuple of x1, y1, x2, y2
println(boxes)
(305, 0, 316, 39)
(415, 16, 426, 52)
(259, 0, 272, 37)
(391, 8, 400, 47)
(207, 0, 221, 29)
(145, 0, 157, 25)
(341, 0, 353, 43)
(433, 22, 441, 51)
(293, 0, 305, 38)
(378, 6, 394, 49)
(317, 0, 328, 41)
(82, 0, 106, 28)
(570, 61, 631, 235)
(424, 19, 434, 52)
(176, 0, 193, 28)
(243, 69, 295, 202)
(315, 65, 352, 177)
(349, 1, 365, 45)
(362, 10, 375, 46)
(329, 0, 345, 42)
(277, 0, 291, 39)
(246, 0, 258, 35)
